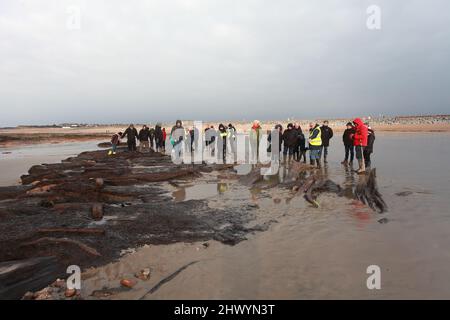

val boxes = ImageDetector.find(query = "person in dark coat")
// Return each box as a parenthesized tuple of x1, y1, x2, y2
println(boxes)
(138, 125, 150, 152)
(154, 124, 163, 152)
(320, 120, 333, 163)
(217, 124, 228, 163)
(109, 131, 122, 155)
(341, 122, 355, 165)
(294, 124, 306, 162)
(282, 123, 298, 164)
(122, 124, 138, 152)
(268, 124, 283, 155)
(364, 125, 376, 168)
(190, 126, 199, 152)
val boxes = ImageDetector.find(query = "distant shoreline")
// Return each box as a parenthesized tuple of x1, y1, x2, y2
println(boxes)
(1, 115, 449, 148)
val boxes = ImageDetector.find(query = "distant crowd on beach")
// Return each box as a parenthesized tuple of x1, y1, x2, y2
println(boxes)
(109, 118, 375, 174)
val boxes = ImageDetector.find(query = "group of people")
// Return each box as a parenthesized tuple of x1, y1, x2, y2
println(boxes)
(266, 118, 375, 173)
(267, 120, 333, 166)
(110, 118, 375, 174)
(341, 118, 375, 173)
(109, 124, 166, 155)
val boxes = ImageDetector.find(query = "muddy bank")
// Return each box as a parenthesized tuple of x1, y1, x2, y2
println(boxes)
(0, 133, 110, 148)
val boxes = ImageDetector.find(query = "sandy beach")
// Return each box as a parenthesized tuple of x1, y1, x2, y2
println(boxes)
(1, 115, 449, 148)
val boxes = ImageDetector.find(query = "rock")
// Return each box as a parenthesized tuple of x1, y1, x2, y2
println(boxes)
(52, 278, 66, 289)
(120, 279, 136, 288)
(34, 287, 53, 300)
(64, 288, 77, 298)
(135, 268, 151, 281)
(92, 203, 103, 220)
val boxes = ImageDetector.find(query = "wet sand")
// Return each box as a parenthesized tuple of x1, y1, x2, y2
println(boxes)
(80, 132, 450, 300)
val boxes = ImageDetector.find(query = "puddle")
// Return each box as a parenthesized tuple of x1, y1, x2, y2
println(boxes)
(172, 183, 229, 201)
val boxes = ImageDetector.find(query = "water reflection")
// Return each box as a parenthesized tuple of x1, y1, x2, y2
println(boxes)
(173, 183, 230, 202)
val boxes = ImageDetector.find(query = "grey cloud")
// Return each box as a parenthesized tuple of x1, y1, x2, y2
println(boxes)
(0, 0, 449, 126)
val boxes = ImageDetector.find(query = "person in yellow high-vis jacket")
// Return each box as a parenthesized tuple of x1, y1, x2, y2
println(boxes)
(308, 122, 322, 168)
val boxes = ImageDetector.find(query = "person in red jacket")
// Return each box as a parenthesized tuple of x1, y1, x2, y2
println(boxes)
(162, 128, 167, 152)
(352, 118, 368, 174)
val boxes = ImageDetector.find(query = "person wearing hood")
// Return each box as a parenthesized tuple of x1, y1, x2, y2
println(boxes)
(170, 120, 184, 159)
(217, 123, 229, 163)
(294, 124, 306, 163)
(138, 125, 150, 153)
(250, 120, 262, 163)
(268, 124, 283, 156)
(282, 123, 298, 165)
(364, 124, 376, 169)
(308, 122, 322, 168)
(341, 122, 355, 165)
(122, 124, 139, 152)
(320, 120, 333, 164)
(351, 118, 369, 174)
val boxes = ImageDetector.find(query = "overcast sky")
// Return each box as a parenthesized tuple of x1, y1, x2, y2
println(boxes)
(1, 0, 449, 126)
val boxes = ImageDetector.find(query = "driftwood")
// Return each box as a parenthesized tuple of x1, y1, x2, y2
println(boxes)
(20, 237, 101, 257)
(355, 168, 387, 213)
(37, 228, 105, 235)
(0, 256, 60, 300)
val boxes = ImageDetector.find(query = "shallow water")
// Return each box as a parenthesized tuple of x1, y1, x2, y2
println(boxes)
(2, 133, 450, 299)
(0, 141, 101, 186)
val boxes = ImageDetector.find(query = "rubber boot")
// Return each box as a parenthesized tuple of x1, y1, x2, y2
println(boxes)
(316, 159, 321, 169)
(324, 156, 328, 164)
(310, 159, 314, 166)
